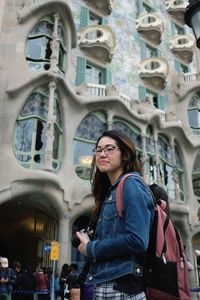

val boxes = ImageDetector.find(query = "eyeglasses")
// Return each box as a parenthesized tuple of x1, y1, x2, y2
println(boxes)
(93, 145, 120, 156)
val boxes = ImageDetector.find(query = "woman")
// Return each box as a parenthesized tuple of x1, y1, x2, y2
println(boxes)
(59, 264, 70, 300)
(35, 268, 49, 300)
(76, 130, 155, 300)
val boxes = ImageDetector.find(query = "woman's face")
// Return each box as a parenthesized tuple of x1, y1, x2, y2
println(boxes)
(95, 136, 123, 182)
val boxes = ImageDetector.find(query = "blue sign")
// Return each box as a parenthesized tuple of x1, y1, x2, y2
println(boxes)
(43, 244, 51, 252)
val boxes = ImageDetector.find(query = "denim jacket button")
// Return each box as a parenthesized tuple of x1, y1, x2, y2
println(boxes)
(88, 275, 93, 280)
(98, 218, 101, 223)
(108, 195, 112, 201)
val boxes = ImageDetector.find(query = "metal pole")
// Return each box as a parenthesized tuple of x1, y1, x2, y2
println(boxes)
(51, 260, 55, 300)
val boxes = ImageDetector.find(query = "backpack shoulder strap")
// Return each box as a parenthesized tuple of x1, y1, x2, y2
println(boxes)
(116, 173, 148, 217)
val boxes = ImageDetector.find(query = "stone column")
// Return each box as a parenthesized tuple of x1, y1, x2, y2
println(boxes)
(171, 140, 181, 202)
(43, 81, 56, 171)
(141, 134, 150, 183)
(50, 13, 60, 73)
(57, 213, 71, 271)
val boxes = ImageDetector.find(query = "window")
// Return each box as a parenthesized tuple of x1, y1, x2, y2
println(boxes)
(146, 44, 158, 57)
(157, 136, 184, 201)
(140, 41, 160, 59)
(89, 12, 102, 25)
(192, 151, 200, 198)
(175, 60, 189, 73)
(80, 7, 107, 29)
(73, 111, 107, 180)
(76, 57, 112, 87)
(138, 86, 166, 110)
(188, 93, 200, 135)
(14, 85, 63, 170)
(112, 119, 142, 150)
(146, 126, 156, 183)
(172, 22, 185, 36)
(143, 2, 154, 13)
(26, 16, 66, 75)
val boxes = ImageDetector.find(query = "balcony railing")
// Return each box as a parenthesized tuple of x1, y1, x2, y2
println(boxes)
(136, 12, 164, 45)
(165, 0, 187, 24)
(139, 57, 168, 89)
(84, 0, 115, 15)
(76, 83, 132, 109)
(86, 83, 106, 97)
(78, 24, 116, 62)
(183, 72, 199, 83)
(170, 35, 195, 63)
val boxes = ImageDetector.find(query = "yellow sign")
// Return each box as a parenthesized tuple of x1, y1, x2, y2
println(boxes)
(50, 241, 59, 260)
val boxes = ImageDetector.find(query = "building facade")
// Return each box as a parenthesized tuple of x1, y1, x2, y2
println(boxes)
(0, 0, 200, 296)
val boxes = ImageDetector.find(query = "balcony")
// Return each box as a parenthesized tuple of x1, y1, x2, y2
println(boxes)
(170, 35, 195, 63)
(78, 24, 116, 63)
(136, 12, 164, 45)
(84, 0, 114, 15)
(165, 0, 187, 24)
(75, 83, 132, 109)
(139, 57, 168, 89)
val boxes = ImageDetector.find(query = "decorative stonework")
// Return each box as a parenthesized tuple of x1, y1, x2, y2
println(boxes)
(139, 57, 168, 89)
(165, 0, 187, 24)
(170, 35, 195, 63)
(136, 12, 164, 45)
(78, 24, 116, 63)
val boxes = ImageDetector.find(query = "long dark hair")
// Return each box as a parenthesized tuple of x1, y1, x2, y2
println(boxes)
(90, 130, 141, 215)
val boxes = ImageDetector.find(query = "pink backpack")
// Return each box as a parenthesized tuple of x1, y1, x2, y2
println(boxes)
(116, 174, 191, 300)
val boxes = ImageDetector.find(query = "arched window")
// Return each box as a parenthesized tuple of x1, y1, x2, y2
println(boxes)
(112, 119, 142, 150)
(192, 151, 200, 198)
(188, 93, 200, 136)
(26, 15, 66, 75)
(146, 126, 156, 182)
(174, 144, 184, 201)
(14, 85, 63, 170)
(73, 111, 107, 180)
(158, 135, 174, 199)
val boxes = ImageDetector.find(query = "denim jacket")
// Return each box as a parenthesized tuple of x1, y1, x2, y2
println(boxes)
(86, 172, 155, 285)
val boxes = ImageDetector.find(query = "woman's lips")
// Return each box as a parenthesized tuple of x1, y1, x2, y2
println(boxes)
(99, 160, 109, 165)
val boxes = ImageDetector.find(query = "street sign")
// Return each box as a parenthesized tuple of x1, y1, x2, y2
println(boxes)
(43, 244, 51, 252)
(50, 241, 59, 260)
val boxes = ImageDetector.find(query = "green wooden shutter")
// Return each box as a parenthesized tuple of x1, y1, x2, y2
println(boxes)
(175, 60, 181, 73)
(157, 49, 161, 57)
(139, 85, 146, 101)
(139, 1, 144, 14)
(171, 21, 176, 37)
(80, 7, 89, 29)
(140, 40, 146, 59)
(157, 95, 165, 110)
(76, 57, 86, 86)
(102, 18, 108, 25)
(104, 68, 112, 85)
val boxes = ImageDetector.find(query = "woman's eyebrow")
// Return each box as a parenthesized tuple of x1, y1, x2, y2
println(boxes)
(96, 143, 116, 148)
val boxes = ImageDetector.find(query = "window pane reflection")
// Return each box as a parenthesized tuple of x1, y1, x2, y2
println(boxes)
(15, 119, 34, 152)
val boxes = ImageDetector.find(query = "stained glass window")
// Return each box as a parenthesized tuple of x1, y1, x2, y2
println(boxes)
(188, 93, 200, 136)
(14, 85, 63, 171)
(73, 112, 107, 180)
(26, 16, 66, 74)
(158, 136, 173, 164)
(112, 120, 142, 150)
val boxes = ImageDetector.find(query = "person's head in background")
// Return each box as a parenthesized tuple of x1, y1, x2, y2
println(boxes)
(149, 183, 170, 216)
(0, 257, 9, 269)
